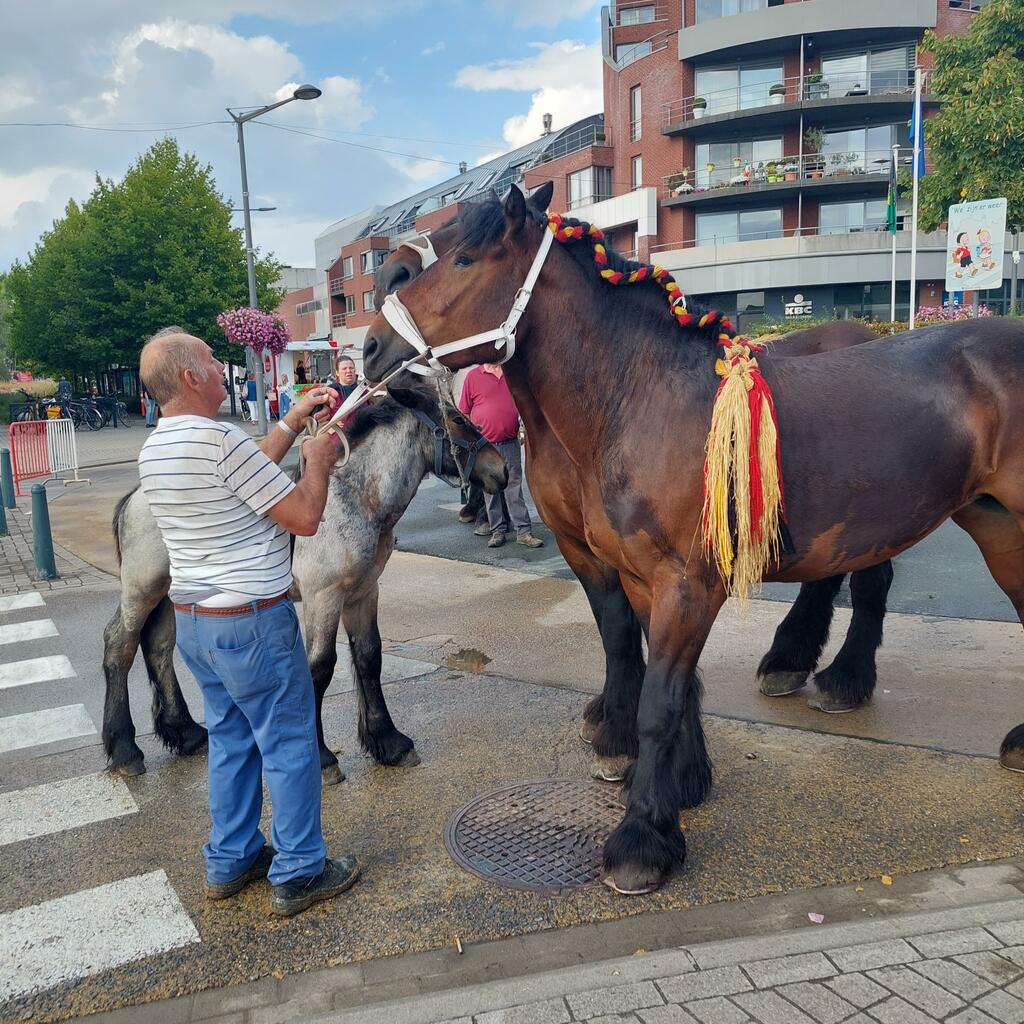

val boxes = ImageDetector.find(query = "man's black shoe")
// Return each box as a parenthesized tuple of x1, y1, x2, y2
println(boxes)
(271, 854, 361, 917)
(205, 844, 275, 900)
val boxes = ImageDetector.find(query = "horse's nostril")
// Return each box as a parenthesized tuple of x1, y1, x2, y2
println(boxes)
(364, 336, 379, 364)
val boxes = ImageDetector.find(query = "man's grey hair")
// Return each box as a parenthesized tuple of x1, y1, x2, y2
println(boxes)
(139, 326, 209, 406)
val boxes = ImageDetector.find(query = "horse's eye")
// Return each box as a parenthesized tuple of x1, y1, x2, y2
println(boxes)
(454, 253, 473, 267)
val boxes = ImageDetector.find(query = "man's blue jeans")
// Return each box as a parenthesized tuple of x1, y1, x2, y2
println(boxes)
(174, 599, 326, 886)
(145, 397, 156, 426)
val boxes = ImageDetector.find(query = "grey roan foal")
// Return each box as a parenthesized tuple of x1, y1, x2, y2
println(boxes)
(102, 388, 507, 781)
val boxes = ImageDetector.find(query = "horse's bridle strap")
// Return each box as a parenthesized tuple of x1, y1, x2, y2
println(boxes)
(380, 224, 555, 378)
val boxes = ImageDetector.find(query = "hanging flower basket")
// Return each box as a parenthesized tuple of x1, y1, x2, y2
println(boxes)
(216, 307, 291, 357)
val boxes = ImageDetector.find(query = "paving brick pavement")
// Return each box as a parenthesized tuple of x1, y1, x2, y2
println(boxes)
(0, 503, 115, 594)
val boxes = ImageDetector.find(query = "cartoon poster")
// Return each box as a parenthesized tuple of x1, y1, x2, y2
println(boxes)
(945, 198, 1007, 294)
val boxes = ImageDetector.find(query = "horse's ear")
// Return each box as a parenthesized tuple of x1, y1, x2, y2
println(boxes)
(527, 181, 554, 214)
(503, 185, 527, 236)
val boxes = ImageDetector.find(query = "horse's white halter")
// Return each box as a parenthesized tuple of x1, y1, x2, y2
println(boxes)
(317, 219, 555, 432)
(398, 234, 438, 270)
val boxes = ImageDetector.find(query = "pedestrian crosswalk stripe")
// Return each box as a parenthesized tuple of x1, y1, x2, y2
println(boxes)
(0, 654, 77, 691)
(0, 869, 200, 1003)
(0, 772, 137, 847)
(0, 593, 45, 613)
(0, 704, 96, 755)
(0, 619, 58, 646)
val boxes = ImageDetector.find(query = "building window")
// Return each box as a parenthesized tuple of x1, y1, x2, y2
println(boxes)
(696, 138, 782, 188)
(568, 166, 613, 210)
(820, 45, 914, 98)
(615, 40, 652, 68)
(696, 0, 783, 24)
(630, 86, 642, 142)
(363, 291, 375, 312)
(819, 200, 893, 235)
(619, 4, 655, 24)
(342, 256, 354, 279)
(361, 249, 388, 274)
(736, 291, 766, 334)
(694, 62, 785, 116)
(822, 124, 900, 175)
(695, 208, 782, 247)
(295, 299, 323, 316)
(949, 0, 990, 9)
(631, 155, 643, 190)
(344, 294, 356, 315)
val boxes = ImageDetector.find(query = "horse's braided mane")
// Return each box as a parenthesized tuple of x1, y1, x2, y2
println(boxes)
(455, 198, 744, 349)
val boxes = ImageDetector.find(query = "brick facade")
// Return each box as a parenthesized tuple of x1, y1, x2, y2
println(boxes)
(275, 284, 318, 343)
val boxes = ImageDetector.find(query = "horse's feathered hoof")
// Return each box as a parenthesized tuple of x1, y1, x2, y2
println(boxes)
(321, 763, 346, 786)
(396, 748, 421, 768)
(591, 754, 632, 782)
(999, 746, 1024, 774)
(759, 670, 809, 697)
(579, 719, 597, 745)
(808, 694, 866, 714)
(602, 872, 659, 896)
(113, 759, 146, 778)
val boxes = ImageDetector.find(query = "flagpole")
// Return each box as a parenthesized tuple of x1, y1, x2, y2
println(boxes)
(909, 66, 923, 330)
(891, 142, 899, 323)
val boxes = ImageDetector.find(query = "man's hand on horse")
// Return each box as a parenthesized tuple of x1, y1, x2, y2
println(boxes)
(293, 386, 340, 424)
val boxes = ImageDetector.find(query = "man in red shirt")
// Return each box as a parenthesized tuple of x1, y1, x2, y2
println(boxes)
(458, 363, 544, 549)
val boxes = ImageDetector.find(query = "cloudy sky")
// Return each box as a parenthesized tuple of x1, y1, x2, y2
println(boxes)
(0, 0, 604, 272)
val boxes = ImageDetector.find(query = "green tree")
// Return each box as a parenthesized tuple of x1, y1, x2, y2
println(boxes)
(0, 274, 11, 376)
(918, 0, 1024, 231)
(6, 138, 283, 379)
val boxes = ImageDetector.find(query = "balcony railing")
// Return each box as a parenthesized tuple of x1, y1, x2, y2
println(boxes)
(331, 312, 347, 328)
(663, 70, 914, 128)
(329, 277, 345, 296)
(567, 191, 614, 211)
(662, 148, 895, 199)
(648, 222, 903, 254)
(542, 123, 612, 163)
(612, 1, 669, 25)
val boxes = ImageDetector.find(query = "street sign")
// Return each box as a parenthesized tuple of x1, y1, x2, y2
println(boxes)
(945, 198, 1007, 294)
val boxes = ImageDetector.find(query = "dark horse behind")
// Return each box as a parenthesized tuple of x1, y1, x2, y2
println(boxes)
(364, 183, 1024, 895)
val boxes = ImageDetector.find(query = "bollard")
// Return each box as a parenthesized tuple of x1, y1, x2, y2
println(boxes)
(31, 484, 58, 580)
(0, 449, 14, 509)
(0, 491, 6, 537)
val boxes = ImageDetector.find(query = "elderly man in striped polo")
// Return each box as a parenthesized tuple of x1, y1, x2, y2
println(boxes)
(138, 327, 359, 918)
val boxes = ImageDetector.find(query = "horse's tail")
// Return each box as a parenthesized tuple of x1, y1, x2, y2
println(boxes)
(111, 488, 138, 566)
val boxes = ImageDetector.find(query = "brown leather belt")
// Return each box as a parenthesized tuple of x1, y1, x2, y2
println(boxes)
(172, 592, 289, 617)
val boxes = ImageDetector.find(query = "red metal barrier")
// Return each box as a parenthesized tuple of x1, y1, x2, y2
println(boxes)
(9, 421, 51, 497)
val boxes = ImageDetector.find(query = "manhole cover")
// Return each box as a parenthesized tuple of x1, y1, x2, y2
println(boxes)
(444, 778, 625, 895)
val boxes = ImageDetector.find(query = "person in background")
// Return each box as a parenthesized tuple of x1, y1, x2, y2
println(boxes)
(295, 363, 307, 385)
(245, 372, 258, 423)
(328, 355, 360, 402)
(140, 380, 157, 427)
(278, 373, 293, 419)
(458, 362, 543, 549)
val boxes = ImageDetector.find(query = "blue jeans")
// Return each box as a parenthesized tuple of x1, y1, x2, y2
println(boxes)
(174, 599, 325, 886)
(144, 397, 156, 426)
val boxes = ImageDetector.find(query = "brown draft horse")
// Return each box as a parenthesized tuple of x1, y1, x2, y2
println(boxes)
(364, 184, 1024, 894)
(375, 226, 889, 784)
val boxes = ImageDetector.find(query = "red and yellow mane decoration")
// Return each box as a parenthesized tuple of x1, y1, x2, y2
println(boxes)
(547, 213, 785, 600)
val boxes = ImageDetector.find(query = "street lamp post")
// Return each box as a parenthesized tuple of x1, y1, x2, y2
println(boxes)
(228, 84, 321, 435)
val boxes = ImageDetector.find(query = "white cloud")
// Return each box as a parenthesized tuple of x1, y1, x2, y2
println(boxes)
(420, 41, 446, 56)
(484, 0, 600, 27)
(0, 168, 94, 228)
(456, 40, 602, 149)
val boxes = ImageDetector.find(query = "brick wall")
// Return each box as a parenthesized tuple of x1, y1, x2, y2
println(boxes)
(338, 234, 389, 330)
(275, 284, 318, 343)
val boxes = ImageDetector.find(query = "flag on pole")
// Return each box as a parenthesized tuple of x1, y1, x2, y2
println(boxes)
(909, 81, 926, 178)
(886, 149, 899, 235)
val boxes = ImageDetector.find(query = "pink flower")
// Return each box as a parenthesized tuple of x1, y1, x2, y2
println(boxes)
(217, 307, 291, 355)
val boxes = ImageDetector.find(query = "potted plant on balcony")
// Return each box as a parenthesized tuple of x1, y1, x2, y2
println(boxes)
(806, 71, 829, 101)
(595, 129, 607, 142)
(782, 162, 799, 182)
(668, 169, 692, 195)
(766, 161, 780, 183)
(692, 97, 708, 119)
(803, 127, 826, 178)
(769, 82, 786, 105)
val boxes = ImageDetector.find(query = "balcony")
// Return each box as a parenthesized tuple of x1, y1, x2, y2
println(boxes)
(662, 148, 894, 207)
(664, 71, 918, 135)
(678, 0, 936, 62)
(328, 277, 345, 296)
(331, 312, 347, 328)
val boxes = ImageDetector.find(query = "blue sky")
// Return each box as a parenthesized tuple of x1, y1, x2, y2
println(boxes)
(0, 1, 604, 272)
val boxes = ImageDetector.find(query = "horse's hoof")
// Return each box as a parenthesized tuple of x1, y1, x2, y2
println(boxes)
(601, 865, 661, 896)
(180, 725, 208, 756)
(114, 759, 146, 778)
(579, 719, 598, 745)
(999, 747, 1024, 774)
(591, 754, 633, 783)
(808, 694, 866, 714)
(759, 671, 809, 697)
(321, 764, 346, 786)
(397, 748, 421, 768)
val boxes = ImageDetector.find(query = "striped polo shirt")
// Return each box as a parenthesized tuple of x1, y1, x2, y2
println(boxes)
(138, 416, 296, 606)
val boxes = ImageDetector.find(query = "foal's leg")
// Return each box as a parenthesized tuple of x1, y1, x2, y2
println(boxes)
(951, 499, 1024, 772)
(757, 577, 844, 696)
(102, 590, 162, 775)
(140, 597, 207, 755)
(301, 584, 347, 785)
(342, 580, 419, 768)
(603, 573, 724, 895)
(809, 561, 894, 713)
